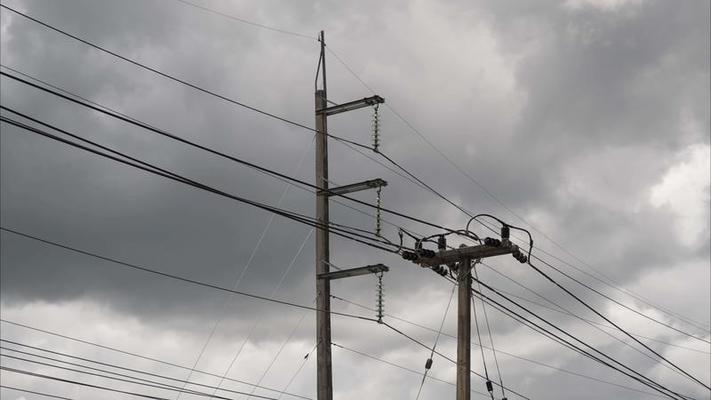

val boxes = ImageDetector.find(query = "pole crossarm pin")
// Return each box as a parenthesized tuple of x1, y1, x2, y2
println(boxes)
(317, 263, 389, 281)
(316, 95, 385, 116)
(320, 178, 387, 196)
(416, 244, 514, 268)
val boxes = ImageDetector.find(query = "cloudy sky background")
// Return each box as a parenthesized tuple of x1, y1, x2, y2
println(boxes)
(0, 0, 709, 399)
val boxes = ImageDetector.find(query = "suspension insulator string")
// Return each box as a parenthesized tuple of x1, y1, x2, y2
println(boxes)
(375, 186, 383, 237)
(372, 104, 380, 152)
(376, 271, 385, 323)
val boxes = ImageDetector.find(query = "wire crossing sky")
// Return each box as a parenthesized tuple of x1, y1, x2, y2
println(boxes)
(0, 1, 709, 399)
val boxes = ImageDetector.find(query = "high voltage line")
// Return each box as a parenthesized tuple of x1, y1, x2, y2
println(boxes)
(1, 3, 707, 398)
(0, 227, 531, 399)
(0, 319, 312, 400)
(2, 3, 705, 342)
(3, 97, 705, 386)
(172, 0, 710, 336)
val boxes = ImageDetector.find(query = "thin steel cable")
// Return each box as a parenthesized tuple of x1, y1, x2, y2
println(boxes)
(379, 321, 532, 400)
(473, 264, 506, 400)
(176, 138, 314, 400)
(276, 341, 319, 400)
(415, 282, 456, 400)
(469, 264, 495, 400)
(173, 0, 316, 40)
(209, 230, 314, 398)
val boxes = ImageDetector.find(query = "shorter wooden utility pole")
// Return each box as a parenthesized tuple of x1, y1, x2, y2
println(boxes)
(411, 230, 525, 400)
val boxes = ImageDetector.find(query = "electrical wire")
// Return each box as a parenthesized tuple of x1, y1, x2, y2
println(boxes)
(0, 114, 404, 254)
(379, 321, 532, 400)
(0, 365, 170, 400)
(472, 263, 507, 400)
(525, 258, 711, 391)
(0, 70, 471, 241)
(477, 260, 711, 374)
(8, 1, 703, 339)
(0, 226, 378, 323)
(0, 347, 279, 400)
(209, 234, 314, 400)
(277, 341, 319, 400)
(332, 342, 491, 399)
(173, 0, 316, 40)
(459, 276, 692, 400)
(1, 353, 261, 400)
(414, 282, 456, 400)
(0, 319, 311, 400)
(324, 41, 711, 338)
(475, 217, 711, 346)
(468, 264, 495, 400)
(0, 65, 429, 247)
(330, 295, 679, 398)
(0, 385, 74, 400)
(175, 142, 314, 400)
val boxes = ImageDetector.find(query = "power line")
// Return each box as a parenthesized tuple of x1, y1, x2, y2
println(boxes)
(331, 342, 491, 399)
(0, 343, 283, 400)
(173, 0, 316, 40)
(0, 319, 311, 400)
(525, 258, 711, 390)
(174, 145, 313, 400)
(1, 354, 257, 400)
(475, 217, 711, 345)
(0, 5, 371, 154)
(0, 226, 378, 323)
(0, 366, 170, 400)
(0, 385, 74, 400)
(478, 260, 711, 362)
(475, 261, 702, 383)
(0, 65, 429, 249)
(324, 41, 710, 337)
(463, 276, 691, 400)
(0, 71, 469, 241)
(0, 113, 403, 254)
(379, 321, 532, 400)
(330, 295, 679, 398)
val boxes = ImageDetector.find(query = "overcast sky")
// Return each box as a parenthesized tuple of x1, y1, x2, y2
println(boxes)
(0, 0, 709, 399)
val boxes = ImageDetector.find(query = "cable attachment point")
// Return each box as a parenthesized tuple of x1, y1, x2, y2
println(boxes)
(424, 358, 433, 370)
(376, 271, 385, 323)
(372, 103, 380, 152)
(486, 380, 494, 393)
(375, 186, 382, 237)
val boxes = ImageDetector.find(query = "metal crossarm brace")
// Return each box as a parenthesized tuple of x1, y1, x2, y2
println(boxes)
(317, 264, 389, 280)
(416, 244, 514, 267)
(316, 95, 385, 116)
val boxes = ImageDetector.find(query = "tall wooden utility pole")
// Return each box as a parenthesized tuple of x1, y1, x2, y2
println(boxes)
(314, 31, 385, 400)
(314, 30, 333, 400)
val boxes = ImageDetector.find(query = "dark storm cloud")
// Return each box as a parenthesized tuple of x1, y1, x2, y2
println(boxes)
(1, 1, 709, 399)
